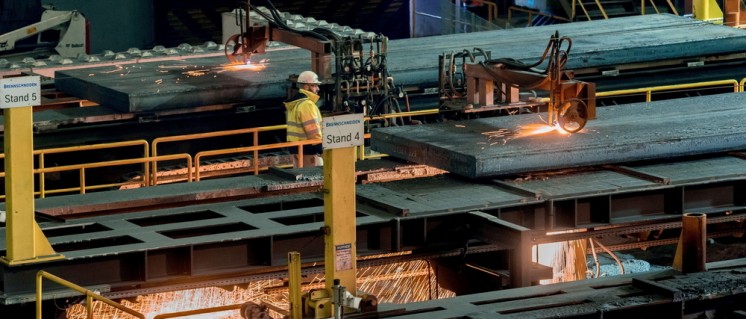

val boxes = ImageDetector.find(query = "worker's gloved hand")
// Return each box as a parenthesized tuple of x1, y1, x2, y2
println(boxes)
(0, 210, 5, 223)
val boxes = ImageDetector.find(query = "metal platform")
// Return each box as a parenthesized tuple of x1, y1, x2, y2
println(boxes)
(1, 148, 744, 304)
(52, 14, 746, 112)
(371, 92, 746, 178)
(377, 259, 746, 318)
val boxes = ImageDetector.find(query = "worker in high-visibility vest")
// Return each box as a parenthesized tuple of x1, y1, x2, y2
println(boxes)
(285, 70, 323, 168)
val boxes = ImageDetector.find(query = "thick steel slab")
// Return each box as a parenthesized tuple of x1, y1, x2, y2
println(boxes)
(371, 92, 746, 178)
(54, 50, 306, 113)
(54, 14, 746, 112)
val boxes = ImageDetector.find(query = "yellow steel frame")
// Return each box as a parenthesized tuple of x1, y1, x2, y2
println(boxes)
(288, 251, 302, 319)
(1, 106, 62, 265)
(694, 0, 724, 24)
(322, 147, 358, 293)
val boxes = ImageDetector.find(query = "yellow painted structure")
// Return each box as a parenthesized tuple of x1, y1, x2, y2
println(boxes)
(288, 252, 302, 319)
(694, 0, 724, 24)
(0, 106, 62, 265)
(322, 147, 357, 294)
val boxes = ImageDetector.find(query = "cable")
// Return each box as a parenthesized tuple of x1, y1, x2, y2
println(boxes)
(593, 238, 625, 275)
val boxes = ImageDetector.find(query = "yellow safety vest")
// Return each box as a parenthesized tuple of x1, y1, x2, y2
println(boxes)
(284, 89, 322, 154)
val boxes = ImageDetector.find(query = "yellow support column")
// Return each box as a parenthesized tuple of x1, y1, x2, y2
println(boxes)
(288, 252, 302, 319)
(0, 76, 62, 265)
(322, 146, 357, 292)
(320, 112, 364, 306)
(694, 0, 724, 24)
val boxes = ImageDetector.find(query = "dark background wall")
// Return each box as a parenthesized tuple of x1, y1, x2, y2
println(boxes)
(2, 0, 495, 53)
(40, 0, 155, 53)
(153, 0, 412, 48)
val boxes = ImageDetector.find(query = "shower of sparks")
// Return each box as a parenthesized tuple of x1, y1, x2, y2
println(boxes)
(66, 259, 454, 319)
(534, 240, 588, 285)
(220, 59, 269, 72)
(473, 111, 589, 148)
(512, 122, 574, 138)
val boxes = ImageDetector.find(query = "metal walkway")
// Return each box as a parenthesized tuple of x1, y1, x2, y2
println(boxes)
(1, 144, 744, 304)
(376, 259, 746, 318)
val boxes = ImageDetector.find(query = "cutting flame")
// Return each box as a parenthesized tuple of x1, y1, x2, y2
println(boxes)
(513, 123, 571, 138)
(221, 58, 268, 72)
(554, 123, 573, 135)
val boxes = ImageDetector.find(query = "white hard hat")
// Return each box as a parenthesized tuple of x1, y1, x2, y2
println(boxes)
(297, 70, 322, 84)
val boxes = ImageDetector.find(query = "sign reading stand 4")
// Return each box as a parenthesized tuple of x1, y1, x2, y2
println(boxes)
(322, 113, 364, 150)
(1, 76, 41, 108)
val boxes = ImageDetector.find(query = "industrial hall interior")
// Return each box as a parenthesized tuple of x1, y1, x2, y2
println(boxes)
(1, 0, 746, 318)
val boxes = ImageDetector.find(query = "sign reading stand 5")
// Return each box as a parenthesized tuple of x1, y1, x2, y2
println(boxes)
(1, 76, 41, 108)
(322, 113, 364, 150)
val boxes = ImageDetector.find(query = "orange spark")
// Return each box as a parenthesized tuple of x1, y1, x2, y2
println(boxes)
(220, 58, 269, 72)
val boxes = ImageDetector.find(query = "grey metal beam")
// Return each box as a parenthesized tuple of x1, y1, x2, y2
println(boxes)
(0, 152, 744, 303)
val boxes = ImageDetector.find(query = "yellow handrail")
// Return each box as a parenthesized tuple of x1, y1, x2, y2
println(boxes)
(573, 0, 592, 21)
(0, 140, 150, 198)
(0, 154, 192, 198)
(151, 125, 286, 184)
(0, 79, 742, 198)
(483, 0, 499, 22)
(36, 270, 146, 319)
(594, 0, 609, 19)
(597, 79, 740, 102)
(194, 139, 319, 180)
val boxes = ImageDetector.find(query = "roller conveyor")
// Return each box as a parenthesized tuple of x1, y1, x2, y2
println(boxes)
(0, 141, 744, 303)
(3, 12, 746, 318)
(53, 14, 746, 112)
(376, 260, 746, 319)
(370, 92, 746, 178)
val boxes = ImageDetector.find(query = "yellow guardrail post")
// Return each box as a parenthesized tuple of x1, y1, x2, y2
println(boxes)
(79, 168, 85, 194)
(694, 0, 724, 24)
(0, 92, 63, 266)
(288, 251, 302, 319)
(594, 0, 609, 19)
(484, 0, 498, 22)
(24, 140, 149, 197)
(20, 154, 193, 196)
(39, 153, 45, 198)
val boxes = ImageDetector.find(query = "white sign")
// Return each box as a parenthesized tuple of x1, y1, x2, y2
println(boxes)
(1, 76, 41, 108)
(334, 243, 353, 271)
(322, 113, 364, 150)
